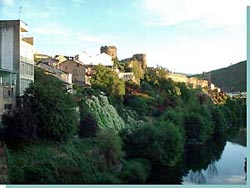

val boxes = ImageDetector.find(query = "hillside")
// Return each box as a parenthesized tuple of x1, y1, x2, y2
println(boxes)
(194, 60, 246, 92)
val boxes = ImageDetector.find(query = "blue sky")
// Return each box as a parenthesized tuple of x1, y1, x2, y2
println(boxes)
(0, 0, 249, 74)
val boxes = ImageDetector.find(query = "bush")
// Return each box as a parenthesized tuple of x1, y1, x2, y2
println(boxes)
(124, 95, 152, 116)
(125, 122, 183, 166)
(211, 107, 227, 137)
(94, 128, 123, 168)
(2, 106, 38, 145)
(7, 137, 123, 184)
(79, 114, 98, 138)
(184, 112, 210, 144)
(24, 68, 78, 141)
(121, 158, 151, 183)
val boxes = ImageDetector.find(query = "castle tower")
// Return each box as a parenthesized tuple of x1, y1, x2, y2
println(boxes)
(100, 46, 117, 60)
(132, 54, 147, 70)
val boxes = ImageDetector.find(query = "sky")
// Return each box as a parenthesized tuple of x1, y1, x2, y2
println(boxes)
(0, 0, 249, 74)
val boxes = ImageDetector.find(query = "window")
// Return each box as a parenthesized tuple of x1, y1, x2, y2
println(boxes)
(20, 62, 34, 77)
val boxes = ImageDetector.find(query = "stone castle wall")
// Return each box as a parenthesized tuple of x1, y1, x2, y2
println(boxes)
(167, 73, 209, 89)
(100, 46, 117, 60)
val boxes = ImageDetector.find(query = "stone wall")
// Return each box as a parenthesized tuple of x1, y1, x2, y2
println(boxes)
(167, 73, 188, 83)
(100, 46, 117, 60)
(120, 53, 147, 71)
(187, 77, 208, 89)
(167, 73, 209, 89)
(132, 54, 147, 70)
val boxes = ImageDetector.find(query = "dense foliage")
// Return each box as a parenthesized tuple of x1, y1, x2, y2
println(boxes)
(1, 65, 246, 184)
(7, 130, 123, 184)
(2, 68, 78, 143)
(80, 94, 125, 131)
(90, 64, 125, 102)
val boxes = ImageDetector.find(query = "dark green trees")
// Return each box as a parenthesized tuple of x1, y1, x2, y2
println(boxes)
(2, 68, 78, 143)
(124, 121, 183, 167)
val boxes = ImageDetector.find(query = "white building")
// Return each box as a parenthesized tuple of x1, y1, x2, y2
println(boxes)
(77, 51, 113, 66)
(0, 20, 34, 114)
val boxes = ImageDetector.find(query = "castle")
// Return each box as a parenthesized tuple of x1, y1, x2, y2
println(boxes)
(100, 46, 117, 60)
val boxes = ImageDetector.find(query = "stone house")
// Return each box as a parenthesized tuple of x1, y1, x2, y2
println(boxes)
(54, 57, 86, 86)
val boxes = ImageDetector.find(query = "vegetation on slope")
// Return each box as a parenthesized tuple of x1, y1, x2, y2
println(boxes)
(0, 65, 246, 184)
(195, 60, 246, 92)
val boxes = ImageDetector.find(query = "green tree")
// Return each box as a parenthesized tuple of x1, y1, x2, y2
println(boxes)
(121, 158, 151, 183)
(184, 112, 210, 144)
(124, 122, 183, 166)
(131, 60, 144, 84)
(211, 106, 227, 137)
(24, 68, 78, 141)
(90, 64, 125, 101)
(1, 105, 38, 145)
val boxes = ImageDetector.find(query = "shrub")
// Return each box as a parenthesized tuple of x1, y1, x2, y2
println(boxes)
(121, 158, 151, 183)
(125, 122, 183, 166)
(24, 68, 78, 141)
(94, 128, 123, 168)
(1, 106, 38, 145)
(79, 114, 98, 138)
(211, 107, 227, 137)
(184, 113, 210, 144)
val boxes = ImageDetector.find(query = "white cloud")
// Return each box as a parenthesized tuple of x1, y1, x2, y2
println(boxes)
(141, 0, 250, 28)
(1, 0, 15, 7)
(137, 0, 248, 73)
(144, 32, 245, 74)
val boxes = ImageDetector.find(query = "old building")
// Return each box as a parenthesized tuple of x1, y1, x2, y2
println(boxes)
(120, 53, 147, 71)
(54, 56, 86, 86)
(100, 46, 117, 60)
(0, 20, 34, 115)
(35, 61, 72, 89)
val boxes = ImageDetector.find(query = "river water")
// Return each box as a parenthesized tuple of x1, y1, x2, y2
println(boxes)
(182, 141, 247, 184)
(146, 130, 247, 184)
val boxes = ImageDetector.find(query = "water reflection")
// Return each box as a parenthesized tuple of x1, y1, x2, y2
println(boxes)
(183, 141, 246, 184)
(207, 161, 218, 178)
(146, 129, 246, 184)
(183, 136, 227, 184)
(187, 137, 225, 166)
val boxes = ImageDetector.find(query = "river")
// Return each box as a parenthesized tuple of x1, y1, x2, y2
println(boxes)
(146, 129, 247, 184)
(182, 141, 247, 184)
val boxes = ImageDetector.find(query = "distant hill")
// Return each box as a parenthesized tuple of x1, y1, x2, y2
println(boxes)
(193, 60, 246, 92)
